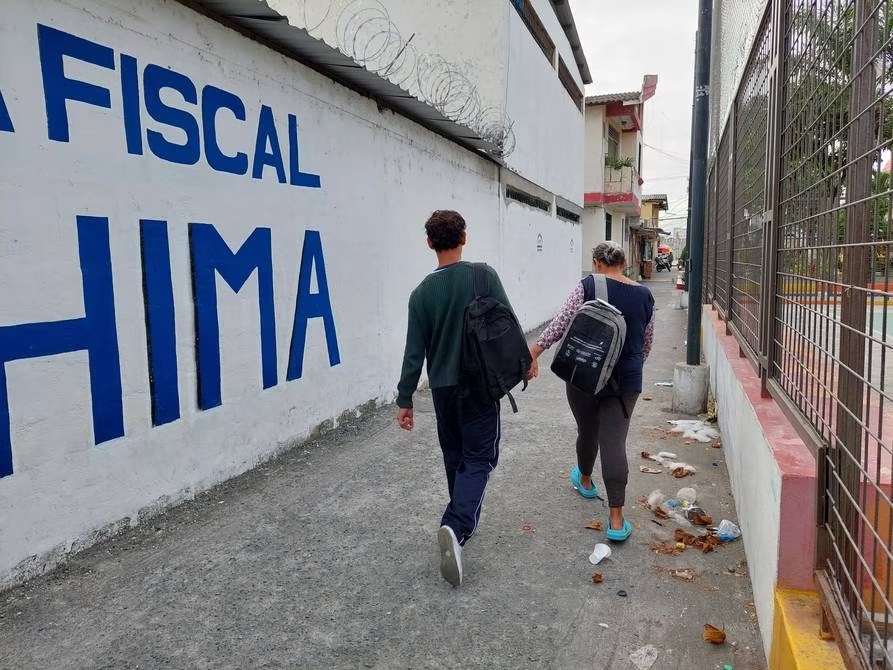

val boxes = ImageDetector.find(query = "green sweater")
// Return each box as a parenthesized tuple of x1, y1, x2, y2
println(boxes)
(397, 261, 512, 408)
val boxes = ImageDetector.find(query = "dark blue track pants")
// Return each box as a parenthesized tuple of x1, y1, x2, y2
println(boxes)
(431, 386, 501, 546)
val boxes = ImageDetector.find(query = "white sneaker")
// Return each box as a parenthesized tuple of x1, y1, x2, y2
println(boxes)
(437, 525, 463, 586)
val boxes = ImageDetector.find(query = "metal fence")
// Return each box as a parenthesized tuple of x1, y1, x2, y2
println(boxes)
(714, 126, 733, 318)
(705, 0, 893, 666)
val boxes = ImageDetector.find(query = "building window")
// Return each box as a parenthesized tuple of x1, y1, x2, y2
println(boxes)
(556, 206, 581, 223)
(510, 0, 555, 64)
(506, 185, 551, 212)
(605, 212, 612, 241)
(607, 126, 620, 160)
(558, 57, 583, 111)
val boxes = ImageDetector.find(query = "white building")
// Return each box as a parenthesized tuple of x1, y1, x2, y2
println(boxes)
(580, 76, 658, 274)
(0, 0, 591, 586)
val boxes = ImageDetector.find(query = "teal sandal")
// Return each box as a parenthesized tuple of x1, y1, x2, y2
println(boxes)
(606, 518, 632, 542)
(570, 466, 599, 499)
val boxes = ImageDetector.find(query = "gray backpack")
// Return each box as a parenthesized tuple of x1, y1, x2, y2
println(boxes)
(550, 273, 626, 396)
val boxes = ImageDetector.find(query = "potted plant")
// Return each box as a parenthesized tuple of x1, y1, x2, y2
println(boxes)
(604, 155, 635, 170)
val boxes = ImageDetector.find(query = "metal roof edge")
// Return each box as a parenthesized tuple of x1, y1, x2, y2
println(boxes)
(549, 0, 593, 85)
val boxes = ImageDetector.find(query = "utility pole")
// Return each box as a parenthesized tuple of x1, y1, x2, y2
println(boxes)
(673, 0, 712, 414)
(683, 37, 698, 293)
(685, 0, 712, 366)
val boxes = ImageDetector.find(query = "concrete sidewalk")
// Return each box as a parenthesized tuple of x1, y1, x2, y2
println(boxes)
(0, 272, 765, 670)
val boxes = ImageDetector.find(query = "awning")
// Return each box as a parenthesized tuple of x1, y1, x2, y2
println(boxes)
(628, 224, 671, 238)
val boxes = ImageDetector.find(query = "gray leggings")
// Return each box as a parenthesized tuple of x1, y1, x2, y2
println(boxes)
(565, 384, 639, 508)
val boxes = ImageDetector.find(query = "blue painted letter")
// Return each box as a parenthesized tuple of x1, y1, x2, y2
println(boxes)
(140, 220, 179, 426)
(0, 217, 124, 478)
(287, 114, 320, 188)
(38, 24, 115, 142)
(287, 230, 340, 381)
(251, 105, 286, 183)
(120, 54, 143, 155)
(190, 224, 277, 410)
(202, 85, 248, 176)
(144, 64, 201, 165)
(0, 89, 13, 132)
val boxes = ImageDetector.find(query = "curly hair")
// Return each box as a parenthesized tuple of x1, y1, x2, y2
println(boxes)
(425, 210, 466, 251)
(593, 242, 626, 267)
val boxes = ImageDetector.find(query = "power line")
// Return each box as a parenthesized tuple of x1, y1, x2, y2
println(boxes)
(643, 142, 690, 163)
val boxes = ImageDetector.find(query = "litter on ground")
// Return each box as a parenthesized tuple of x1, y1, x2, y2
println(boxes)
(629, 644, 659, 670)
(667, 419, 721, 443)
(716, 520, 742, 541)
(676, 528, 722, 553)
(641, 451, 679, 467)
(676, 487, 697, 504)
(703, 624, 727, 645)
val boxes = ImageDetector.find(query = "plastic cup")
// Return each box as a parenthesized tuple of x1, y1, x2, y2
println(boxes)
(588, 543, 612, 565)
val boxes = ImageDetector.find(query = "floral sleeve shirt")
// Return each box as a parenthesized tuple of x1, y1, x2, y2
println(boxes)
(536, 282, 655, 359)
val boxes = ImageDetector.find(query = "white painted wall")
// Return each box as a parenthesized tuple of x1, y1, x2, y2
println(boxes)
(500, 198, 581, 324)
(0, 0, 580, 586)
(505, 9, 584, 204)
(621, 129, 641, 169)
(526, 0, 584, 92)
(580, 207, 604, 273)
(270, 0, 585, 205)
(583, 105, 606, 195)
(702, 314, 781, 661)
(268, 0, 510, 115)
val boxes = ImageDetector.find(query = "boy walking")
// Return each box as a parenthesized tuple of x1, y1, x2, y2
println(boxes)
(396, 210, 515, 587)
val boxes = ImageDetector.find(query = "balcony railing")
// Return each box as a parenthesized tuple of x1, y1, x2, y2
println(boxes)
(604, 165, 641, 198)
(641, 216, 660, 229)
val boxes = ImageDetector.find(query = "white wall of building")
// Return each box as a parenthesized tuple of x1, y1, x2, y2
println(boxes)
(526, 0, 584, 92)
(269, 0, 585, 206)
(580, 207, 603, 273)
(0, 0, 580, 586)
(621, 129, 641, 170)
(268, 0, 510, 115)
(500, 199, 580, 318)
(583, 105, 606, 195)
(504, 11, 584, 204)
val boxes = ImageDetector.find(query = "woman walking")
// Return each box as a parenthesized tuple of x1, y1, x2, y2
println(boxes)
(528, 242, 654, 541)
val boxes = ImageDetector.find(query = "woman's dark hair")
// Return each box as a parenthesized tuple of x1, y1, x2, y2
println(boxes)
(425, 210, 466, 251)
(593, 242, 626, 267)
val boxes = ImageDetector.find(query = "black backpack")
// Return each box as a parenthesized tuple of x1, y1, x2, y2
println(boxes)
(550, 273, 627, 398)
(460, 263, 532, 412)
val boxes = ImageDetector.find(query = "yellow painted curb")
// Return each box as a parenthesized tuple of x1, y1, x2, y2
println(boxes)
(769, 589, 845, 670)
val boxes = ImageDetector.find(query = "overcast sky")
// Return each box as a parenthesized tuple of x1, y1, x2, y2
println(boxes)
(569, 0, 699, 234)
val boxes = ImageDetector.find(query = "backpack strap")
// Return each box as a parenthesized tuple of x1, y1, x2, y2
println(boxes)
(581, 273, 596, 302)
(594, 273, 609, 301)
(473, 263, 489, 299)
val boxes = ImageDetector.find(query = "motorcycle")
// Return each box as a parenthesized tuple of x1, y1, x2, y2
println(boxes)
(655, 254, 673, 272)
